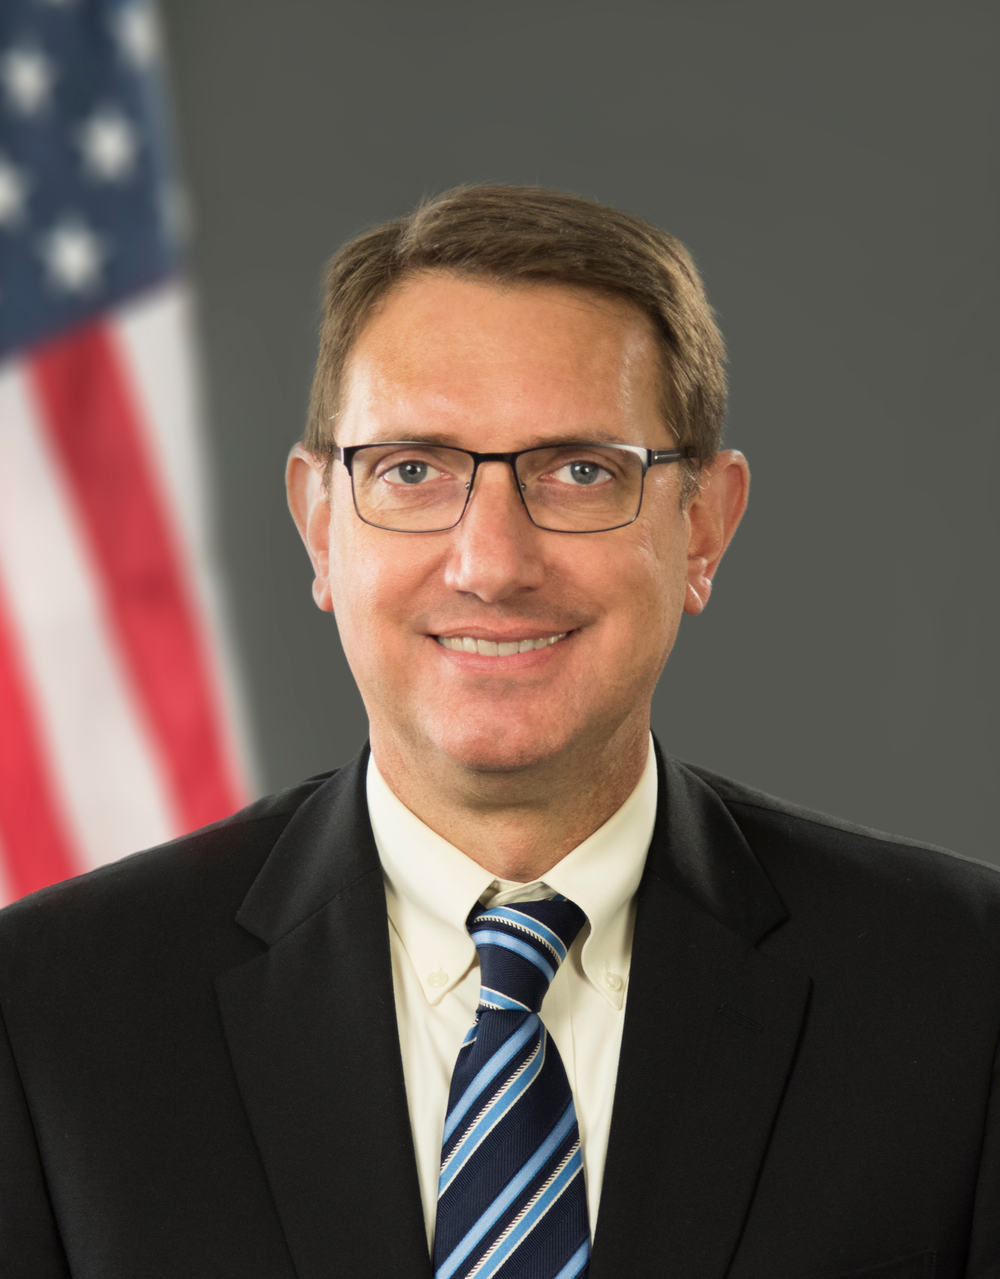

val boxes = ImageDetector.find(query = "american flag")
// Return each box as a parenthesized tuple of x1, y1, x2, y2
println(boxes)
(0, 0, 250, 905)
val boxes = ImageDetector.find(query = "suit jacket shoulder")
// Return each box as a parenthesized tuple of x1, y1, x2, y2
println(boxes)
(685, 759, 1000, 927)
(0, 770, 335, 972)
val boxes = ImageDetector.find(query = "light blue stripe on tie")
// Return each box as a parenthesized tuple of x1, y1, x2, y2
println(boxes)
(552, 1240, 590, 1279)
(472, 930, 556, 984)
(474, 1144, 584, 1279)
(443, 1016, 538, 1144)
(435, 1102, 577, 1279)
(473, 907, 568, 962)
(438, 1033, 546, 1196)
(479, 987, 529, 1012)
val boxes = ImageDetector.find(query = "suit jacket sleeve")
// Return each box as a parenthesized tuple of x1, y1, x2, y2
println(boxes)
(968, 1026, 1000, 1277)
(0, 1006, 70, 1279)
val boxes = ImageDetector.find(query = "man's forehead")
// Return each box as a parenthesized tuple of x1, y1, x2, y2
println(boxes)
(340, 272, 664, 434)
(352, 271, 653, 359)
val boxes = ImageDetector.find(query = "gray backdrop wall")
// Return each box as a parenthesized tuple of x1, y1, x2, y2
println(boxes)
(160, 0, 999, 865)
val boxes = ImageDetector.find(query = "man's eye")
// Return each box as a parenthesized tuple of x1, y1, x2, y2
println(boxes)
(550, 460, 613, 486)
(383, 460, 444, 485)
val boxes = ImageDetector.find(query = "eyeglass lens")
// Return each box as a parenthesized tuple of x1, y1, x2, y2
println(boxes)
(348, 443, 646, 532)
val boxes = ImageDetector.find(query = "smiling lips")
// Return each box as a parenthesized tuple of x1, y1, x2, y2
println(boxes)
(436, 633, 569, 657)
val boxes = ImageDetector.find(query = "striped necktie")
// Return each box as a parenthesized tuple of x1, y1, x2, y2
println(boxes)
(433, 895, 591, 1279)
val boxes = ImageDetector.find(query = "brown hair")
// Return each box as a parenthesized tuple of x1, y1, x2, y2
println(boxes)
(303, 184, 727, 486)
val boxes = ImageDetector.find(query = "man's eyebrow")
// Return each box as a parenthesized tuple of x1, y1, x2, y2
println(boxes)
(363, 431, 466, 448)
(524, 432, 630, 447)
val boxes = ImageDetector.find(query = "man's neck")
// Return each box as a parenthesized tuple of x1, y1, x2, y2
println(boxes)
(368, 721, 651, 881)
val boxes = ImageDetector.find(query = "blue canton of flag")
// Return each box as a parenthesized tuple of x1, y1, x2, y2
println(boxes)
(0, 0, 178, 358)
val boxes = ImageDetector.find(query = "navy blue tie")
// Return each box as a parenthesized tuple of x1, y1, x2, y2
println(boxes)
(433, 895, 591, 1279)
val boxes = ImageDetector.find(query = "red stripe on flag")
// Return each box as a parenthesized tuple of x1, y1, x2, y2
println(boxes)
(0, 571, 79, 896)
(29, 319, 244, 833)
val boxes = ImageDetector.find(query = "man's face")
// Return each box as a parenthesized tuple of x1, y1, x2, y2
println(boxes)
(292, 272, 742, 776)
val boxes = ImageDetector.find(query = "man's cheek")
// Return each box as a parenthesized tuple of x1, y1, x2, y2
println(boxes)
(330, 537, 395, 623)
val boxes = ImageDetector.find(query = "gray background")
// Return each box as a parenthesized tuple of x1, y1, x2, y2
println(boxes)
(160, 0, 999, 864)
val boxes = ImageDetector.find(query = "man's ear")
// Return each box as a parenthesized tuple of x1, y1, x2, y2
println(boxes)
(684, 449, 750, 616)
(286, 444, 334, 613)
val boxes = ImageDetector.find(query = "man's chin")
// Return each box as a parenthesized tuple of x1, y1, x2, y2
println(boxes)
(420, 716, 581, 778)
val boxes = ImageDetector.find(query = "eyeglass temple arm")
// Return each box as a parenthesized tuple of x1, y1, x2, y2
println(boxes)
(649, 446, 698, 467)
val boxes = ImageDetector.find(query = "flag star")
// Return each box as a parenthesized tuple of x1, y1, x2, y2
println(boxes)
(0, 46, 56, 115)
(77, 106, 139, 182)
(39, 218, 106, 293)
(0, 156, 29, 228)
(112, 2, 161, 70)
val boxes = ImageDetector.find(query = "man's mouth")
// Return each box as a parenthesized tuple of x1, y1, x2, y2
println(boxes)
(435, 632, 569, 657)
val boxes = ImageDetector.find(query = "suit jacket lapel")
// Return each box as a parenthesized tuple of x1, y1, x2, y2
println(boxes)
(591, 750, 811, 1279)
(215, 748, 432, 1279)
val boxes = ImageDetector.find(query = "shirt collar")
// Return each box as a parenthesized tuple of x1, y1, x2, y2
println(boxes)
(367, 737, 657, 1010)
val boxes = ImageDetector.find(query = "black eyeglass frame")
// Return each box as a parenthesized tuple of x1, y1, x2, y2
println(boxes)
(336, 441, 698, 534)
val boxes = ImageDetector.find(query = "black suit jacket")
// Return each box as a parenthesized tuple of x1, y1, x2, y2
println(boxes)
(1, 743, 998, 1278)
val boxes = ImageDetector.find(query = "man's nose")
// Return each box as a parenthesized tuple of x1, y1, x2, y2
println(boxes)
(442, 461, 544, 602)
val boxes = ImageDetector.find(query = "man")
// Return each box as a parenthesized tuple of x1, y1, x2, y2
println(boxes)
(0, 185, 997, 1278)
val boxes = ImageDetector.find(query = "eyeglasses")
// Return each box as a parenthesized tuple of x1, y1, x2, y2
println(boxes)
(337, 441, 695, 534)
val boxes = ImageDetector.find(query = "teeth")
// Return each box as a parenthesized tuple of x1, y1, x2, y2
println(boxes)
(438, 632, 567, 655)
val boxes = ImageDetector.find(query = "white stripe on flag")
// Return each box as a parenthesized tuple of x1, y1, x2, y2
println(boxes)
(0, 361, 175, 880)
(115, 282, 256, 793)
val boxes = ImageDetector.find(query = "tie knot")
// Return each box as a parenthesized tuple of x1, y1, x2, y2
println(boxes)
(467, 895, 587, 1014)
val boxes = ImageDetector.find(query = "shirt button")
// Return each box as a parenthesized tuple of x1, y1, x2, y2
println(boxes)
(426, 970, 449, 989)
(602, 971, 623, 992)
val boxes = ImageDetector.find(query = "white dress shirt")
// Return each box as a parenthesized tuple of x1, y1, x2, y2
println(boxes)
(366, 739, 657, 1249)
